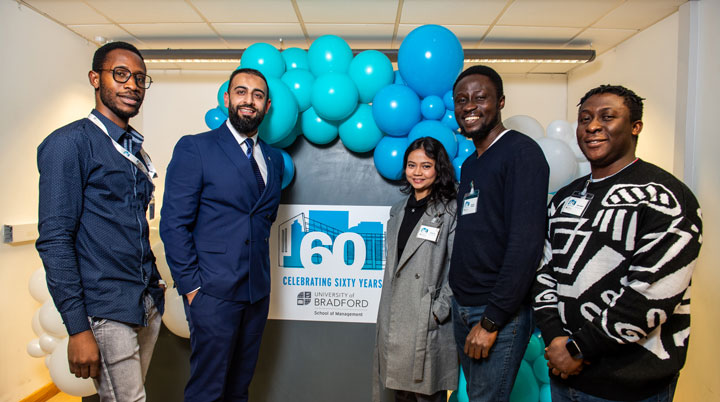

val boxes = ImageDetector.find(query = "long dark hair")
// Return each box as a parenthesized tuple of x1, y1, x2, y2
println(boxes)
(400, 137, 457, 208)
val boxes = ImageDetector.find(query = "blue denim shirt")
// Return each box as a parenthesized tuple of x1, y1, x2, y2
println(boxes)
(36, 110, 164, 335)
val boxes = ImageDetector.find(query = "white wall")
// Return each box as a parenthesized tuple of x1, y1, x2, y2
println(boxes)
(567, 13, 679, 173)
(504, 73, 568, 130)
(0, 1, 95, 401)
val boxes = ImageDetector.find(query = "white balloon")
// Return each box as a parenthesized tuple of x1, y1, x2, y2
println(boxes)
(570, 120, 586, 160)
(29, 267, 51, 303)
(45, 355, 52, 368)
(39, 300, 68, 338)
(27, 338, 46, 358)
(536, 137, 578, 193)
(162, 288, 190, 338)
(39, 333, 61, 354)
(48, 337, 97, 397)
(577, 161, 591, 178)
(151, 241, 174, 286)
(32, 309, 44, 337)
(546, 120, 574, 144)
(504, 115, 545, 139)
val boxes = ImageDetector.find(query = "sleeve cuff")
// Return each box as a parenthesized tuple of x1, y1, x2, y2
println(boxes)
(61, 306, 90, 335)
(483, 304, 511, 328)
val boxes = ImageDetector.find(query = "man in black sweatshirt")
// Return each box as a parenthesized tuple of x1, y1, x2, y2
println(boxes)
(533, 85, 702, 401)
(449, 65, 549, 401)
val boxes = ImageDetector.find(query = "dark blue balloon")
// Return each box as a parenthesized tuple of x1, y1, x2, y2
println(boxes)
(204, 107, 226, 130)
(373, 136, 408, 180)
(408, 120, 458, 160)
(372, 84, 421, 137)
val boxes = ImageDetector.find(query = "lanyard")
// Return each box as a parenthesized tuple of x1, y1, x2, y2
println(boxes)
(87, 113, 157, 182)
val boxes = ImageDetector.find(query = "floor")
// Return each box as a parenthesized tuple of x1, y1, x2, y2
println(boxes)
(47, 392, 80, 402)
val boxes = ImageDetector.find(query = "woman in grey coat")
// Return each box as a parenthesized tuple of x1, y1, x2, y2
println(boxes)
(374, 137, 458, 402)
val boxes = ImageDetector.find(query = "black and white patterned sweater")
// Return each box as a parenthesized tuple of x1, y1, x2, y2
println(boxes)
(533, 159, 702, 401)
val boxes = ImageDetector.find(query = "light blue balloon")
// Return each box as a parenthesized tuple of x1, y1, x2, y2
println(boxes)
(282, 47, 309, 70)
(339, 104, 384, 153)
(393, 70, 405, 85)
(421, 95, 445, 120)
(301, 107, 338, 145)
(442, 108, 460, 132)
(240, 42, 285, 79)
(258, 78, 298, 144)
(539, 384, 552, 402)
(452, 155, 464, 182)
(308, 35, 353, 76)
(408, 120, 458, 160)
(524, 335, 544, 362)
(456, 134, 475, 161)
(269, 122, 301, 149)
(373, 136, 408, 180)
(217, 80, 229, 115)
(398, 24, 464, 97)
(510, 361, 540, 402)
(348, 50, 394, 103)
(278, 148, 295, 189)
(533, 355, 551, 384)
(443, 90, 454, 110)
(204, 107, 226, 130)
(311, 73, 358, 121)
(281, 69, 315, 112)
(371, 84, 421, 137)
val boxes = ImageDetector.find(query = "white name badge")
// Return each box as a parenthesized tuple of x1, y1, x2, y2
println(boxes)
(561, 196, 591, 217)
(462, 196, 477, 215)
(417, 225, 440, 242)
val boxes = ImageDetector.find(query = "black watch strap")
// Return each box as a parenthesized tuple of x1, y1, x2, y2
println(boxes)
(480, 316, 499, 333)
(565, 338, 584, 359)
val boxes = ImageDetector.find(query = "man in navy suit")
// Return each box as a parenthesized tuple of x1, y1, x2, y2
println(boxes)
(160, 68, 284, 401)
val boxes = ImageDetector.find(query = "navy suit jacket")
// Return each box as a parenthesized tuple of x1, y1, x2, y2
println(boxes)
(160, 123, 284, 303)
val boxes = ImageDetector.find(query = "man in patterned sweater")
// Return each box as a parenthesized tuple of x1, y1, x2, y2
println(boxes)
(533, 85, 702, 402)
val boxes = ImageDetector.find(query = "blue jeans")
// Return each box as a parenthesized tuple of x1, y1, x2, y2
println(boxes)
(452, 299, 533, 402)
(550, 375, 679, 402)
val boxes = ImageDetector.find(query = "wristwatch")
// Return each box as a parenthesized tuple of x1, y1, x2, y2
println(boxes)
(565, 338, 584, 359)
(480, 316, 499, 333)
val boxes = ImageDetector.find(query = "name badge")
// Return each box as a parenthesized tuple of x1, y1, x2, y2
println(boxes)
(561, 192, 593, 217)
(417, 225, 440, 242)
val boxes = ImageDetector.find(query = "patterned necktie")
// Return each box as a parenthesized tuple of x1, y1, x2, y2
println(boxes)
(244, 138, 265, 194)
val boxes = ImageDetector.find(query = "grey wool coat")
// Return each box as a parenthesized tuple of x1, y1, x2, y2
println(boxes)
(373, 197, 458, 399)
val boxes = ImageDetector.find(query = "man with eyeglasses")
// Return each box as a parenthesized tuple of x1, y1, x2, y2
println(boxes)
(36, 41, 164, 401)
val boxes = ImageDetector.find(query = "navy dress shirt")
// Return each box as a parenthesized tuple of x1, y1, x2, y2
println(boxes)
(36, 109, 164, 335)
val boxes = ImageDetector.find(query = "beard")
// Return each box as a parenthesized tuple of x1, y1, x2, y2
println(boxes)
(99, 81, 142, 121)
(228, 102, 266, 134)
(460, 113, 501, 143)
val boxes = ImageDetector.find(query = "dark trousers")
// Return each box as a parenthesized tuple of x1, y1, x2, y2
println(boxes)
(183, 291, 270, 402)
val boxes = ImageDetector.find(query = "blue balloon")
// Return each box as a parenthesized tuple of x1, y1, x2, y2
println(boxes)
(277, 148, 295, 189)
(258, 78, 298, 144)
(456, 134, 475, 161)
(539, 384, 552, 402)
(533, 355, 551, 384)
(269, 122, 301, 149)
(348, 50, 394, 103)
(372, 84, 421, 137)
(204, 107, 226, 130)
(452, 155, 464, 182)
(373, 136, 408, 180)
(339, 104, 384, 153)
(301, 107, 338, 145)
(442, 108, 460, 132)
(282, 47, 309, 70)
(524, 334, 544, 362)
(408, 120, 458, 160)
(240, 42, 285, 79)
(398, 24, 464, 97)
(281, 69, 315, 112)
(510, 361, 540, 402)
(311, 73, 358, 121)
(217, 80, 229, 115)
(421, 95, 445, 120)
(393, 70, 405, 85)
(443, 90, 454, 110)
(308, 35, 353, 76)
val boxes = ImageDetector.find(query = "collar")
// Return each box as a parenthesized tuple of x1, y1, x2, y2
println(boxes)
(90, 109, 143, 144)
(226, 120, 259, 147)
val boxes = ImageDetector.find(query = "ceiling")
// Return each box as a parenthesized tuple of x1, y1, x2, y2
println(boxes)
(18, 0, 687, 74)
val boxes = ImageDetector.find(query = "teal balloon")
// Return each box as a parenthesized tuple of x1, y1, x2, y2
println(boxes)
(408, 120, 458, 160)
(457, 365, 469, 402)
(240, 42, 285, 78)
(282, 47, 309, 70)
(348, 50, 394, 103)
(524, 334, 544, 362)
(421, 95, 445, 120)
(258, 78, 298, 144)
(452, 155, 464, 182)
(278, 148, 295, 189)
(398, 24, 464, 97)
(456, 134, 475, 161)
(308, 35, 353, 75)
(442, 109, 460, 132)
(443, 90, 454, 109)
(533, 355, 551, 384)
(311, 73, 358, 121)
(217, 80, 229, 115)
(372, 84, 421, 137)
(510, 361, 540, 402)
(539, 384, 552, 402)
(339, 104, 384, 153)
(301, 107, 338, 145)
(204, 107, 226, 130)
(270, 122, 301, 149)
(281, 69, 315, 112)
(373, 136, 408, 180)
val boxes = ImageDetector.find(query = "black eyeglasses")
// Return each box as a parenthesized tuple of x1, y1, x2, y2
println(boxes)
(99, 67, 153, 89)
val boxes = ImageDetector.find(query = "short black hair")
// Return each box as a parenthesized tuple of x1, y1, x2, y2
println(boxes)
(400, 137, 457, 209)
(578, 85, 645, 122)
(228, 68, 271, 99)
(92, 41, 144, 71)
(453, 65, 504, 99)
